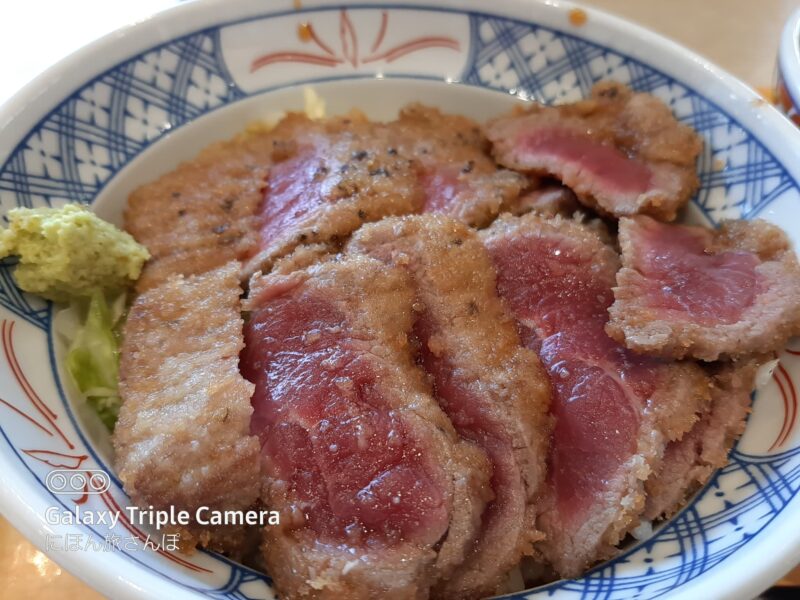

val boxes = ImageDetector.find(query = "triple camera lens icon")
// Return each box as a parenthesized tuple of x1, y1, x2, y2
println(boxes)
(45, 470, 110, 495)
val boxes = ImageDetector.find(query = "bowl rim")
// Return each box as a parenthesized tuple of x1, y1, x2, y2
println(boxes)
(1, 1, 800, 599)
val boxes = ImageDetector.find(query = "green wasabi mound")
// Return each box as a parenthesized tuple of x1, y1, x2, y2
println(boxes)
(0, 203, 149, 303)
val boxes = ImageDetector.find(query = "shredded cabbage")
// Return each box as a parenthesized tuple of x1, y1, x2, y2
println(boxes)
(55, 292, 126, 430)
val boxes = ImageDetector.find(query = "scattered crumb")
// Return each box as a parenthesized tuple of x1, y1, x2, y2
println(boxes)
(304, 86, 327, 120)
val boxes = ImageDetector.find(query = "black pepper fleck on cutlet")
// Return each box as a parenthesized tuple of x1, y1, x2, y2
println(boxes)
(220, 197, 235, 212)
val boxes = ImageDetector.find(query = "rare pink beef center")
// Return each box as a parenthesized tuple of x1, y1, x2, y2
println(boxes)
(487, 233, 657, 520)
(240, 290, 449, 547)
(419, 165, 468, 213)
(412, 314, 518, 515)
(517, 127, 653, 196)
(258, 145, 326, 244)
(628, 216, 761, 325)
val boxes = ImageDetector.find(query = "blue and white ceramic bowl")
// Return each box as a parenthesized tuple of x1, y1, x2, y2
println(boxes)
(1, 1, 799, 598)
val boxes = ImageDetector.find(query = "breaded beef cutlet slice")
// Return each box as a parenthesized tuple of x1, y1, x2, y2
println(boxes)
(387, 105, 526, 227)
(240, 113, 425, 281)
(114, 262, 260, 555)
(348, 215, 551, 599)
(126, 128, 275, 292)
(482, 213, 710, 577)
(486, 82, 702, 221)
(607, 215, 800, 361)
(644, 357, 764, 520)
(240, 254, 492, 599)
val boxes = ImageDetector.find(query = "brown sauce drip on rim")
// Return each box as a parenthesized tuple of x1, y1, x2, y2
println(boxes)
(298, 22, 312, 42)
(568, 8, 588, 27)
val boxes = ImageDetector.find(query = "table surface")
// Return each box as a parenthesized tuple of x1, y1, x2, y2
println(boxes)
(1, 0, 799, 598)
